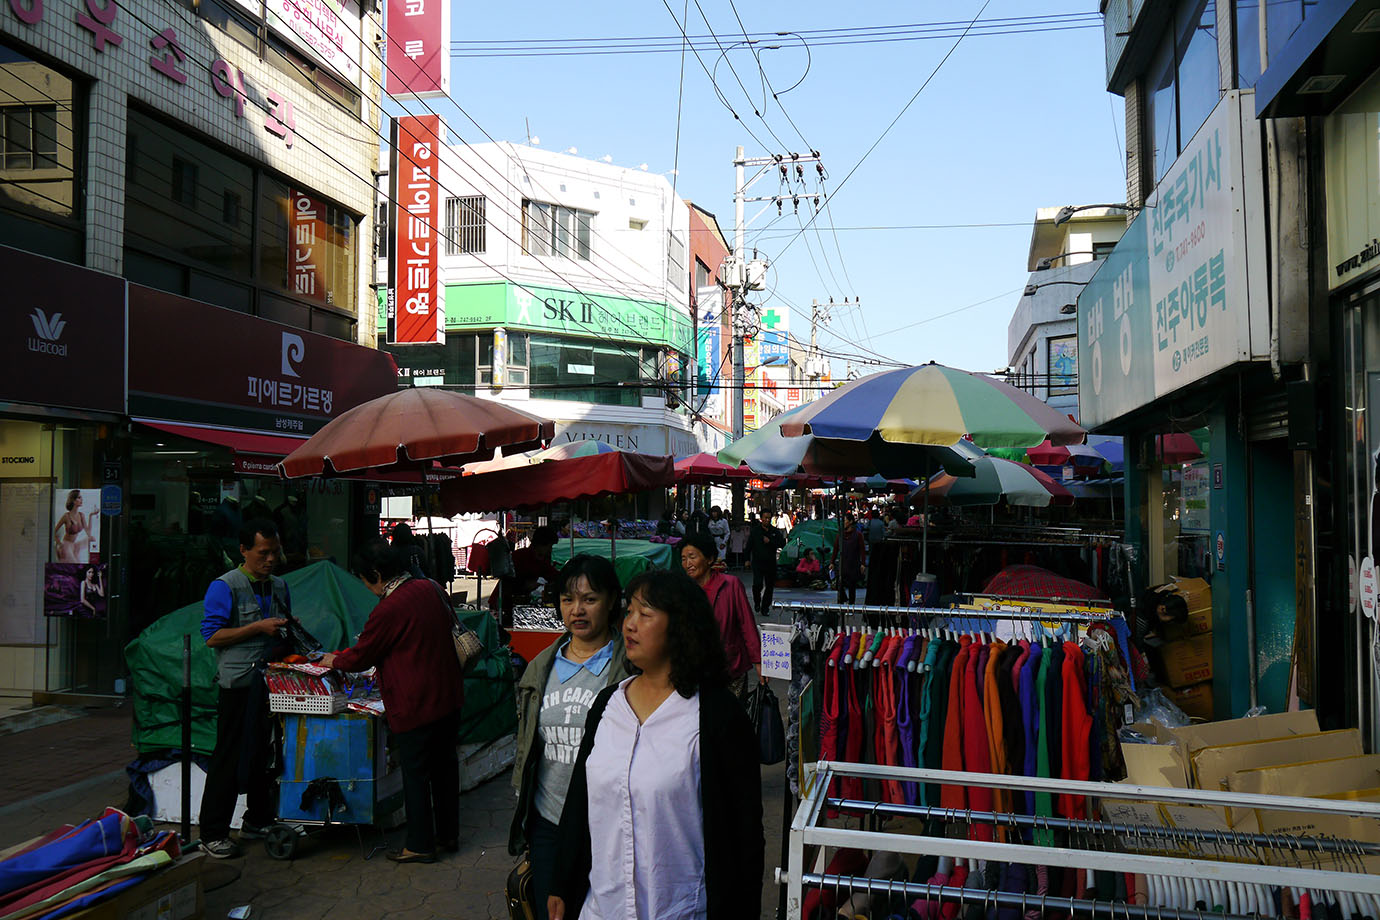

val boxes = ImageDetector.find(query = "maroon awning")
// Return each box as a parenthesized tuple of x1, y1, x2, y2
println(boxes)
(440, 451, 675, 513)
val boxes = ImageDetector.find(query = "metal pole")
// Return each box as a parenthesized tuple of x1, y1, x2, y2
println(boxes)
(181, 634, 192, 844)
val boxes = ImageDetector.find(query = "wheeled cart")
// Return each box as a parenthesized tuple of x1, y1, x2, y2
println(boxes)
(263, 711, 402, 861)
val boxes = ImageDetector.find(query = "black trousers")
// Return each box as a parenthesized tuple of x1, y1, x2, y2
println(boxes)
(751, 562, 777, 613)
(837, 574, 860, 605)
(392, 711, 460, 854)
(200, 684, 277, 841)
(528, 812, 560, 920)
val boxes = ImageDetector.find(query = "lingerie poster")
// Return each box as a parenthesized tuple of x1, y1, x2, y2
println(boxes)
(44, 562, 107, 618)
(52, 487, 100, 564)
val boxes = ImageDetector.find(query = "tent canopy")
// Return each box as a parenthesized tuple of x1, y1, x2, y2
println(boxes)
(441, 451, 674, 514)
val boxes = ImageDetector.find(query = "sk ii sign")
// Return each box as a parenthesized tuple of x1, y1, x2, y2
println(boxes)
(387, 114, 444, 345)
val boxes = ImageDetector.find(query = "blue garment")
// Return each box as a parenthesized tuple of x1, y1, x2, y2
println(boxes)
(552, 637, 614, 683)
(198, 573, 288, 643)
(1109, 617, 1136, 691)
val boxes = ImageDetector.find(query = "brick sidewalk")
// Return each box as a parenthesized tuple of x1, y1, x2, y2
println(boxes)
(0, 706, 133, 809)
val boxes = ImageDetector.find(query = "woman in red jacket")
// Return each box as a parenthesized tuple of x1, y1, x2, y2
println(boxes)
(678, 531, 762, 700)
(321, 538, 464, 864)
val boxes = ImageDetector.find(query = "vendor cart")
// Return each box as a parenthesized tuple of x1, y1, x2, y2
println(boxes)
(262, 667, 402, 860)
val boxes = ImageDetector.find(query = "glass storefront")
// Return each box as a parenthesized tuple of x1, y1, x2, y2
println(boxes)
(1147, 428, 1214, 585)
(0, 417, 123, 696)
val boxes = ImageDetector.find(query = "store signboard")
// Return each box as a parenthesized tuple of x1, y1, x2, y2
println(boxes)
(229, 0, 361, 84)
(1079, 91, 1268, 428)
(759, 305, 789, 365)
(696, 285, 723, 396)
(289, 189, 330, 304)
(388, 114, 444, 345)
(552, 420, 698, 456)
(384, 0, 450, 98)
(128, 285, 397, 435)
(1325, 70, 1380, 290)
(2, 245, 125, 415)
(1180, 461, 1210, 533)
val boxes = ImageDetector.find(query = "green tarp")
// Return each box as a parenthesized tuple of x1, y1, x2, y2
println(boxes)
(455, 607, 516, 744)
(779, 519, 839, 565)
(551, 538, 674, 584)
(125, 561, 515, 754)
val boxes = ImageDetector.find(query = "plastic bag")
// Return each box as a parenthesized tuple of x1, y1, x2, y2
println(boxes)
(1121, 687, 1191, 741)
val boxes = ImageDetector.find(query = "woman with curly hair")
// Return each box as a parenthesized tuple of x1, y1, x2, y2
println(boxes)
(678, 531, 762, 699)
(547, 569, 764, 920)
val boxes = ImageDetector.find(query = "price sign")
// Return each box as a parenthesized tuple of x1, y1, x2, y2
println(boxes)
(759, 624, 791, 680)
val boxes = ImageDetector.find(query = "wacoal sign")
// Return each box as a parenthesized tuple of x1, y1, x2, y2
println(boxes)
(2, 246, 125, 414)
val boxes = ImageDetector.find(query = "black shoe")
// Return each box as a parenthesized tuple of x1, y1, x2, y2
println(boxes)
(238, 820, 273, 840)
(387, 848, 436, 864)
(438, 839, 459, 853)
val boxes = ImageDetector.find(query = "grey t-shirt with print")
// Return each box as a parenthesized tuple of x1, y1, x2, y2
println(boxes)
(533, 655, 607, 825)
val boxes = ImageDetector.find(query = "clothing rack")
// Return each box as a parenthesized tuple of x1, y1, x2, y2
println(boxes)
(781, 762, 1380, 919)
(800, 872, 1258, 920)
(961, 592, 1117, 608)
(776, 601, 1122, 623)
(823, 798, 1380, 857)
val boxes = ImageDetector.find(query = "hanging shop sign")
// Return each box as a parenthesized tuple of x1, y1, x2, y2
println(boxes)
(388, 114, 444, 345)
(552, 421, 700, 456)
(443, 282, 693, 354)
(1180, 461, 1211, 534)
(2, 246, 125, 415)
(127, 284, 396, 435)
(1078, 91, 1269, 428)
(384, 0, 450, 98)
(227, 0, 362, 84)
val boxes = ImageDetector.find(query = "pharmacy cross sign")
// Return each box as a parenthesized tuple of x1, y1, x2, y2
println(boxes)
(761, 309, 782, 329)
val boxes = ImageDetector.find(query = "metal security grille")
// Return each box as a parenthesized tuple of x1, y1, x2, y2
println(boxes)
(443, 195, 486, 255)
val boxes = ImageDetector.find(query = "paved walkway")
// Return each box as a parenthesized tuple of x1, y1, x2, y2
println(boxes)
(0, 572, 812, 919)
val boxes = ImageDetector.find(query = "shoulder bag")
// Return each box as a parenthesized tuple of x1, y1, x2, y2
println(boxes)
(430, 581, 484, 672)
(506, 852, 536, 920)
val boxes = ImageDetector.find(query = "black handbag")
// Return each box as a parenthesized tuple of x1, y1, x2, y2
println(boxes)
(749, 682, 786, 765)
(506, 853, 535, 920)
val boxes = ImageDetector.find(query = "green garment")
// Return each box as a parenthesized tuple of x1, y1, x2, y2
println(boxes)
(1034, 641, 1054, 846)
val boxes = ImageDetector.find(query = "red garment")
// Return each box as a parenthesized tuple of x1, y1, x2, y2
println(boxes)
(875, 637, 904, 804)
(841, 654, 867, 799)
(939, 638, 972, 810)
(961, 642, 994, 840)
(1058, 641, 1093, 818)
(938, 863, 969, 920)
(332, 578, 464, 734)
(820, 638, 847, 802)
(700, 571, 761, 678)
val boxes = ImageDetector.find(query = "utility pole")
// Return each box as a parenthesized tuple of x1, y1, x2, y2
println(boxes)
(724, 145, 823, 522)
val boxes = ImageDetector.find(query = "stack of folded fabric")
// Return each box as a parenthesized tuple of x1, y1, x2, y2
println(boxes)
(0, 807, 180, 920)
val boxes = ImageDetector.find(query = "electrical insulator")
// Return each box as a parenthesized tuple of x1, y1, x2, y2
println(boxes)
(812, 196, 820, 210)
(776, 199, 783, 216)
(792, 196, 799, 213)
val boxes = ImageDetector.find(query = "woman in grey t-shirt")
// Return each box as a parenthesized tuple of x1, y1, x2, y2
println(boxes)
(510, 555, 632, 920)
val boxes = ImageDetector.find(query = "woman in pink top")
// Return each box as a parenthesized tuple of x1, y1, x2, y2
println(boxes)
(678, 532, 762, 700)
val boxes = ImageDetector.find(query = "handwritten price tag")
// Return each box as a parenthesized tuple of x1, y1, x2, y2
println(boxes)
(760, 624, 792, 680)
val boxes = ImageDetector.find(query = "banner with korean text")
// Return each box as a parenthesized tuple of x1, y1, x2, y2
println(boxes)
(388, 114, 444, 345)
(385, 0, 450, 98)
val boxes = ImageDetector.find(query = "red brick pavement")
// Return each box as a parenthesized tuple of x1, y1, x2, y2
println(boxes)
(0, 707, 134, 808)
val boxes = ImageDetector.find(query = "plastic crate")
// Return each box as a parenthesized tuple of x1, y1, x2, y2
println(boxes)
(269, 692, 346, 715)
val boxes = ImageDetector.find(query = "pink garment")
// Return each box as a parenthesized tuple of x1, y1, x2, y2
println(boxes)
(701, 571, 761, 678)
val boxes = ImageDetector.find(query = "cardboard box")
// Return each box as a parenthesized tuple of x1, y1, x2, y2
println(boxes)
(1255, 786, 1380, 872)
(1166, 681, 1213, 721)
(1228, 753, 1380, 799)
(1121, 709, 1320, 789)
(1164, 576, 1212, 636)
(1193, 729, 1363, 826)
(67, 851, 205, 920)
(1160, 633, 1213, 688)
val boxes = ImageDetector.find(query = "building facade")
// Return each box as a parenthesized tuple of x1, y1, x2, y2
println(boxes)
(380, 141, 724, 457)
(1082, 0, 1311, 720)
(0, 0, 394, 700)
(1008, 206, 1128, 419)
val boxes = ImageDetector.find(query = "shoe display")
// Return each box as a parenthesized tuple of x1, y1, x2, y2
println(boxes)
(386, 848, 437, 864)
(202, 838, 243, 859)
(238, 821, 272, 840)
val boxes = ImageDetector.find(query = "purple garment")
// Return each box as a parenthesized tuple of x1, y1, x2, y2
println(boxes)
(990, 862, 1029, 920)
(896, 666, 919, 804)
(974, 645, 990, 705)
(1019, 643, 1042, 816)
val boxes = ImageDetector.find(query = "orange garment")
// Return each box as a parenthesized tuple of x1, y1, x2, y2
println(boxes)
(939, 637, 972, 810)
(875, 636, 905, 804)
(982, 639, 1011, 817)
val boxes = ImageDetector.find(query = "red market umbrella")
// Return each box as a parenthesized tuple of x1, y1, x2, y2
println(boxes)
(1155, 432, 1205, 464)
(279, 388, 554, 478)
(673, 452, 754, 485)
(980, 565, 1108, 602)
(439, 451, 675, 513)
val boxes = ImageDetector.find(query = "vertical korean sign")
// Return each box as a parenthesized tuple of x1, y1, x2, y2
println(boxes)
(385, 0, 450, 98)
(290, 190, 329, 304)
(388, 115, 444, 345)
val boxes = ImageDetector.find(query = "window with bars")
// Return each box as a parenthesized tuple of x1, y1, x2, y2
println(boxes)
(443, 195, 486, 255)
(521, 199, 592, 260)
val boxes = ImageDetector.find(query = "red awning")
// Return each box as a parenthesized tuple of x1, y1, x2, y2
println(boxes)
(440, 451, 675, 513)
(137, 420, 308, 457)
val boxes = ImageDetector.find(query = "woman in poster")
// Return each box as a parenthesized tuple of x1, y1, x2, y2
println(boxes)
(79, 566, 104, 615)
(54, 490, 92, 563)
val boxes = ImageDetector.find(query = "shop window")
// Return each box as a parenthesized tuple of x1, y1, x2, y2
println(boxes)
(125, 108, 254, 278)
(311, 306, 355, 341)
(1143, 0, 1221, 183)
(258, 175, 358, 314)
(0, 43, 82, 261)
(1235, 0, 1262, 88)
(529, 334, 642, 406)
(182, 0, 262, 54)
(1149, 428, 1213, 584)
(667, 230, 686, 287)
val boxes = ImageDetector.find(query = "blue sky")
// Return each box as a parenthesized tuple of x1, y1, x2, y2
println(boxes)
(392, 2, 1126, 379)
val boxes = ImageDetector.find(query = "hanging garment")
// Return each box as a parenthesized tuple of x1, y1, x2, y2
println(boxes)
(897, 635, 921, 805)
(981, 639, 1010, 817)
(1018, 642, 1041, 818)
(1059, 641, 1093, 819)
(1033, 642, 1055, 843)
(940, 638, 973, 811)
(920, 639, 954, 807)
(875, 636, 905, 804)
(841, 641, 868, 800)
(960, 643, 995, 841)
(819, 636, 848, 803)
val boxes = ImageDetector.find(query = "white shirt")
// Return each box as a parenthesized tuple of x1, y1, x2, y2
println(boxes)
(581, 677, 705, 920)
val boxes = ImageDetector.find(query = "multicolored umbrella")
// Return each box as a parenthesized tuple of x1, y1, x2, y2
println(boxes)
(921, 456, 1074, 507)
(778, 363, 1086, 450)
(531, 440, 622, 461)
(717, 404, 982, 479)
(1026, 439, 1107, 467)
(673, 452, 754, 485)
